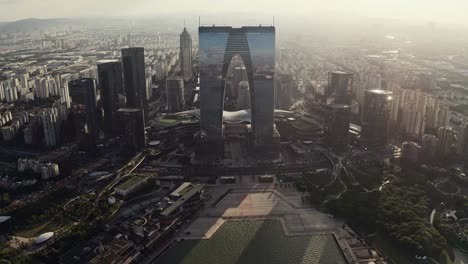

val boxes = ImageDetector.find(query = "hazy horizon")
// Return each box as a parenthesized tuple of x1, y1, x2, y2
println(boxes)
(0, 0, 467, 27)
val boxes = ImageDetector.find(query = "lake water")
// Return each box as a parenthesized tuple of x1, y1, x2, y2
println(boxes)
(155, 220, 345, 264)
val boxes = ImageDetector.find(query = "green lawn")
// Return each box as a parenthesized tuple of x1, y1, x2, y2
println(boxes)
(0, 244, 15, 256)
(372, 234, 414, 264)
(15, 218, 71, 238)
(440, 250, 453, 264)
(159, 119, 177, 124)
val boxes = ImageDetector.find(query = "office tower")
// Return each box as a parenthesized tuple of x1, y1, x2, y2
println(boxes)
(361, 89, 393, 146)
(69, 78, 98, 150)
(98, 60, 124, 136)
(117, 108, 145, 152)
(324, 104, 351, 149)
(199, 26, 275, 154)
(421, 134, 439, 161)
(275, 74, 295, 110)
(166, 77, 185, 113)
(122, 47, 147, 109)
(180, 27, 193, 81)
(327, 71, 353, 105)
(437, 126, 457, 157)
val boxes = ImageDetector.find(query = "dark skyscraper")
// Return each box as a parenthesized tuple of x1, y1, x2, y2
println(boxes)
(361, 89, 393, 146)
(166, 77, 185, 113)
(180, 27, 193, 82)
(122, 47, 147, 109)
(324, 104, 351, 149)
(98, 60, 124, 136)
(198, 26, 275, 154)
(327, 71, 353, 105)
(117, 108, 146, 152)
(69, 78, 98, 150)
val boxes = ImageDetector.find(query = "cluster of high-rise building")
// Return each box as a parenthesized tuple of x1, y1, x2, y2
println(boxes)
(0, 111, 29, 141)
(0, 25, 197, 154)
(17, 158, 60, 179)
(66, 47, 150, 152)
(0, 66, 97, 107)
(197, 26, 276, 158)
(319, 64, 468, 160)
(389, 87, 451, 138)
(39, 101, 68, 147)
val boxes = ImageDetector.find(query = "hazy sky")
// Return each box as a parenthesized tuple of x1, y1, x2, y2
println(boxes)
(0, 0, 467, 26)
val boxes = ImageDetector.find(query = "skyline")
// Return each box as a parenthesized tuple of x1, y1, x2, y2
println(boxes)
(0, 0, 468, 26)
(2, 1, 468, 263)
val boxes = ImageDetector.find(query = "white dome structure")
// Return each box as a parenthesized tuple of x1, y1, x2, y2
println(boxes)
(35, 232, 54, 244)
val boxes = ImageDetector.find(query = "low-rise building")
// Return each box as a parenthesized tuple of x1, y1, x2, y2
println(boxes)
(114, 176, 147, 197)
(160, 182, 204, 225)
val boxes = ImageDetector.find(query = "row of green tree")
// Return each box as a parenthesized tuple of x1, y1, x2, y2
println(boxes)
(327, 177, 448, 256)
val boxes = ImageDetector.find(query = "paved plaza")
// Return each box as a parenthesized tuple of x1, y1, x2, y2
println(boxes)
(179, 180, 343, 240)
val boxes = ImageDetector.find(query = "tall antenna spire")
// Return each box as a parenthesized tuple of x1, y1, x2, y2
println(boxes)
(273, 16, 275, 26)
(199, 16, 201, 27)
(184, 19, 186, 28)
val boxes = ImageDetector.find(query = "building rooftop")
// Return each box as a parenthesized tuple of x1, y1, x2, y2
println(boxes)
(327, 104, 351, 109)
(0, 216, 11, 223)
(331, 71, 351, 75)
(156, 109, 293, 125)
(367, 89, 392, 95)
(117, 108, 142, 113)
(115, 176, 145, 191)
(36, 232, 54, 244)
(161, 184, 204, 217)
(97, 59, 119, 64)
(170, 182, 192, 198)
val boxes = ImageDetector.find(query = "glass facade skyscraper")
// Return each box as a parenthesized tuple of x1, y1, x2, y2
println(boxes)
(97, 60, 124, 136)
(121, 47, 146, 109)
(362, 89, 393, 146)
(68, 78, 98, 150)
(117, 108, 146, 153)
(198, 26, 275, 152)
(166, 77, 185, 113)
(180, 28, 193, 82)
(327, 71, 353, 105)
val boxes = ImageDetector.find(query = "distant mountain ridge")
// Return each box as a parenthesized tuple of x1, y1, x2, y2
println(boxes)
(0, 18, 78, 33)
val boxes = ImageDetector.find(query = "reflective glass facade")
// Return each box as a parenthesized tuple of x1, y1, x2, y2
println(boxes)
(98, 60, 124, 136)
(122, 47, 146, 109)
(362, 89, 393, 146)
(199, 26, 275, 147)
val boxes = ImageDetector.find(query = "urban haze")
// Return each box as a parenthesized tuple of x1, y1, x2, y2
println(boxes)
(0, 1, 468, 264)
